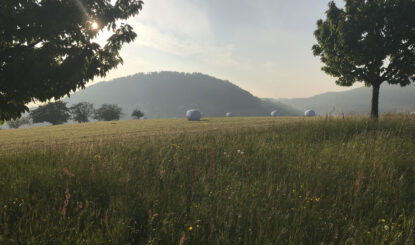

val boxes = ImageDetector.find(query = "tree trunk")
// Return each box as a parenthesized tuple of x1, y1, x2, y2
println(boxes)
(370, 84, 380, 120)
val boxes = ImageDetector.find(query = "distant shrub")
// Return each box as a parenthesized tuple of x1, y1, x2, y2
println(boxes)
(94, 104, 123, 121)
(131, 109, 144, 119)
(7, 116, 31, 128)
(30, 101, 70, 125)
(70, 102, 95, 123)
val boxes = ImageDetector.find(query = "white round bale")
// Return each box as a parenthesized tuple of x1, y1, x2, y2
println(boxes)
(304, 109, 316, 117)
(186, 109, 202, 121)
(225, 112, 232, 117)
(270, 110, 280, 117)
(410, 111, 415, 116)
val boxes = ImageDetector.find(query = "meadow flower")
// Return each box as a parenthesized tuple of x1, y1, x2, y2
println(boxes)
(188, 226, 193, 231)
(179, 232, 186, 245)
(63, 168, 74, 177)
(94, 154, 101, 161)
(148, 209, 152, 220)
(380, 218, 386, 223)
(384, 225, 389, 231)
(62, 187, 71, 218)
(268, 185, 273, 198)
(90, 163, 96, 181)
(193, 166, 199, 181)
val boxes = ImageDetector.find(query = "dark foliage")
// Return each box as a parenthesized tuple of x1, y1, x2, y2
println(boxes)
(7, 116, 31, 129)
(0, 0, 144, 122)
(70, 102, 95, 123)
(313, 0, 415, 119)
(94, 104, 123, 121)
(131, 109, 144, 119)
(30, 101, 70, 125)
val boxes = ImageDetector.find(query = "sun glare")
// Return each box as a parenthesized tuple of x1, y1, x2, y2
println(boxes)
(91, 22, 99, 30)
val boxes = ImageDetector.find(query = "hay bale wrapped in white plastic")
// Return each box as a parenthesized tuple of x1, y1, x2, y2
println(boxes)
(304, 109, 316, 117)
(186, 109, 202, 121)
(270, 110, 280, 117)
(410, 111, 415, 116)
(225, 112, 232, 117)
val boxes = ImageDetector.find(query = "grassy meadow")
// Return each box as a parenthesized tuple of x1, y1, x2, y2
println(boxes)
(0, 116, 414, 244)
(0, 117, 299, 154)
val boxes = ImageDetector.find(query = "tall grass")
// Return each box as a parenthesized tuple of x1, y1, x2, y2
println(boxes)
(1, 117, 414, 244)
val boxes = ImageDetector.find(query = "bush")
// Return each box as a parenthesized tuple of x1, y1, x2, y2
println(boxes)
(7, 116, 31, 128)
(131, 109, 144, 119)
(30, 101, 70, 125)
(70, 102, 95, 123)
(94, 104, 123, 121)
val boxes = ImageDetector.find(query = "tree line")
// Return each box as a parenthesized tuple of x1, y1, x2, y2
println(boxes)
(6, 101, 144, 129)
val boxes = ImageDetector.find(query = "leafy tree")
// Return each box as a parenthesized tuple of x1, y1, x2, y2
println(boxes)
(131, 109, 144, 119)
(0, 0, 144, 122)
(312, 0, 415, 119)
(70, 102, 95, 123)
(94, 104, 123, 121)
(30, 101, 70, 125)
(7, 116, 31, 129)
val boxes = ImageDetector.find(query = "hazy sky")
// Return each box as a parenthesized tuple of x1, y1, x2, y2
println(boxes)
(95, 0, 362, 99)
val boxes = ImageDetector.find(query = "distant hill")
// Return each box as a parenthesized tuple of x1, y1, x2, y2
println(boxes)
(277, 84, 415, 115)
(64, 72, 301, 119)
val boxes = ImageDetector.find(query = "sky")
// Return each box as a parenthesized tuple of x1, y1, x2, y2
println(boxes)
(93, 0, 362, 99)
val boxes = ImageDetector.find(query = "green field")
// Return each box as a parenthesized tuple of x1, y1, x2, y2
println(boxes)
(1, 116, 414, 244)
(0, 117, 300, 153)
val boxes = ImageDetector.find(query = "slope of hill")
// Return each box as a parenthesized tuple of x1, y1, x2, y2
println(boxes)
(277, 84, 415, 115)
(65, 72, 301, 118)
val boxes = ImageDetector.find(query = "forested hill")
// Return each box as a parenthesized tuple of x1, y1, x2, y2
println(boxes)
(277, 84, 415, 115)
(65, 72, 300, 118)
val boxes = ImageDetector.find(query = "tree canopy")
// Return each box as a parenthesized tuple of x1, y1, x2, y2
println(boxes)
(30, 101, 70, 125)
(312, 0, 414, 119)
(131, 109, 144, 119)
(7, 116, 31, 129)
(94, 104, 123, 121)
(70, 102, 95, 123)
(0, 0, 144, 123)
